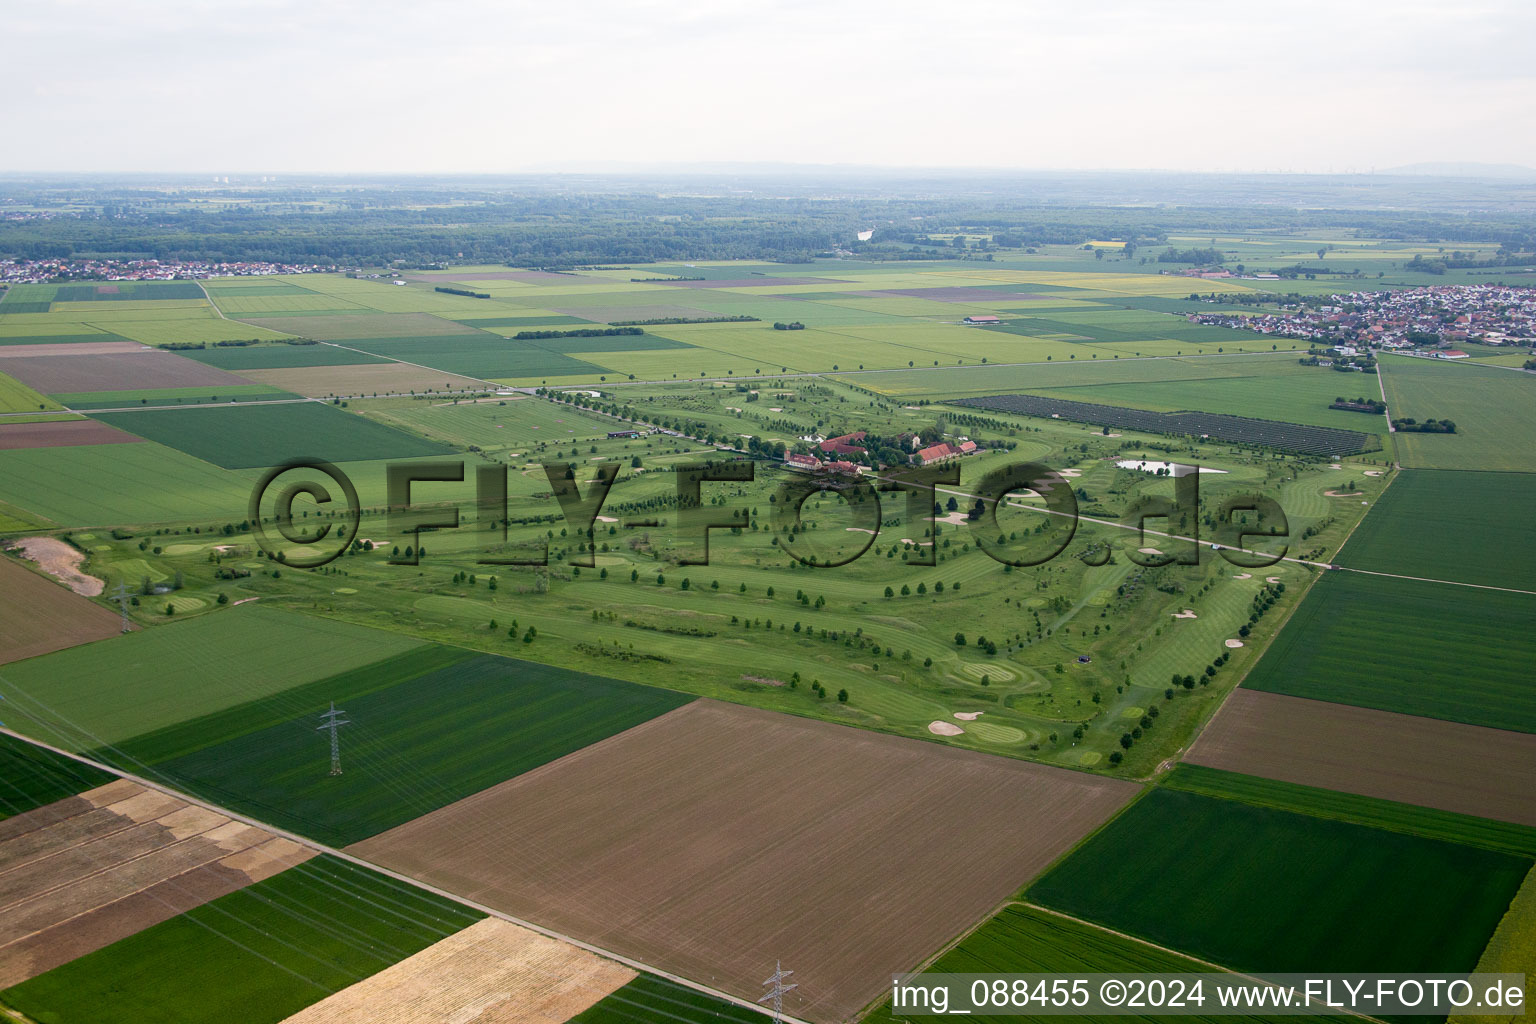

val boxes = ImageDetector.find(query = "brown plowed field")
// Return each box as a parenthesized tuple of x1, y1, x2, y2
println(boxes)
(1188, 689, 1536, 826)
(238, 363, 489, 397)
(0, 418, 144, 449)
(0, 557, 121, 666)
(279, 917, 635, 1024)
(0, 342, 149, 358)
(350, 700, 1138, 1023)
(0, 781, 314, 986)
(0, 351, 249, 393)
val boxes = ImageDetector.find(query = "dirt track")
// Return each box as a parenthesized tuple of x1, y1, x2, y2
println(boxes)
(351, 700, 1138, 1023)
(279, 917, 634, 1024)
(0, 780, 313, 986)
(1188, 689, 1536, 826)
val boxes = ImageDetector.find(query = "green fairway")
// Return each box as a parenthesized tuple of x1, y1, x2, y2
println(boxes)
(91, 401, 455, 469)
(1335, 469, 1536, 591)
(109, 646, 692, 845)
(864, 904, 1287, 1024)
(0, 856, 484, 1024)
(1379, 355, 1536, 472)
(0, 606, 426, 749)
(0, 732, 113, 821)
(1162, 764, 1536, 857)
(176, 344, 393, 370)
(1240, 571, 1536, 732)
(1028, 789, 1530, 974)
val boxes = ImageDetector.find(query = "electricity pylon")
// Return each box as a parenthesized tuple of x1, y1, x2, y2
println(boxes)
(317, 702, 350, 776)
(759, 961, 796, 1024)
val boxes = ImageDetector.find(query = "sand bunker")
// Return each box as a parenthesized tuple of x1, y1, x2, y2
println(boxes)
(845, 527, 876, 535)
(1329, 463, 1343, 470)
(928, 721, 965, 736)
(1058, 468, 1083, 477)
(1233, 573, 1252, 580)
(595, 515, 618, 523)
(1266, 576, 1282, 584)
(1171, 609, 1197, 619)
(1324, 490, 1363, 497)
(1138, 547, 1163, 556)
(1364, 470, 1384, 477)
(954, 711, 985, 721)
(8, 537, 103, 596)
(1225, 639, 1245, 648)
(769, 406, 783, 412)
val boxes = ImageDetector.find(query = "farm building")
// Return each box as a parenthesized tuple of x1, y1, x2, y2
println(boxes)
(607, 429, 642, 439)
(963, 315, 1001, 325)
(819, 431, 867, 456)
(783, 452, 820, 472)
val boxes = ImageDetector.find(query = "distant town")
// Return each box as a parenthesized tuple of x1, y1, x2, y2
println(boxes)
(1189, 284, 1536, 356)
(0, 257, 334, 285)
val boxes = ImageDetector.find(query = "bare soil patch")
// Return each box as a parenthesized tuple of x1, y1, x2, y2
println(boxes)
(0, 557, 119, 666)
(350, 700, 1137, 1023)
(238, 363, 489, 397)
(0, 342, 148, 358)
(0, 351, 249, 393)
(0, 419, 144, 450)
(278, 917, 634, 1024)
(1188, 689, 1536, 826)
(0, 781, 313, 987)
(7, 537, 104, 595)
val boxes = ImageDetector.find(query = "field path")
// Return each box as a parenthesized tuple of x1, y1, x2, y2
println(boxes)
(0, 725, 811, 1024)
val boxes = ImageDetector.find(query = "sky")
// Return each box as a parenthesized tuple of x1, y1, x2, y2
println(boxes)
(5, 0, 1535, 175)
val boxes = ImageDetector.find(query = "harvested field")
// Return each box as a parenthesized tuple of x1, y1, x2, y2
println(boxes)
(237, 362, 490, 397)
(0, 418, 144, 450)
(0, 351, 249, 394)
(350, 700, 1138, 1023)
(549, 304, 719, 322)
(658, 276, 851, 288)
(0, 341, 148, 358)
(239, 312, 483, 341)
(278, 917, 634, 1024)
(0, 557, 119, 666)
(1188, 690, 1536, 827)
(0, 779, 313, 987)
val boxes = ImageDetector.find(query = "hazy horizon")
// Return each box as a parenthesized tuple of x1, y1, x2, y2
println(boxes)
(5, 0, 1535, 175)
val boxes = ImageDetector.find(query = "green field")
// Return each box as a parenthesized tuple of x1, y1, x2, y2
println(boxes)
(571, 975, 772, 1024)
(0, 856, 484, 1024)
(865, 904, 1287, 1024)
(1240, 571, 1536, 732)
(176, 343, 393, 370)
(0, 441, 257, 525)
(0, 371, 64, 414)
(92, 401, 456, 468)
(1028, 789, 1529, 974)
(0, 606, 425, 748)
(1379, 356, 1536, 472)
(1162, 764, 1536, 857)
(339, 333, 607, 379)
(0, 732, 113, 821)
(1335, 470, 1536, 591)
(107, 646, 692, 845)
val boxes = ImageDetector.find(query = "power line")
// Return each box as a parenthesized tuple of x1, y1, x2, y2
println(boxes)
(109, 579, 133, 634)
(759, 961, 797, 1024)
(317, 702, 350, 776)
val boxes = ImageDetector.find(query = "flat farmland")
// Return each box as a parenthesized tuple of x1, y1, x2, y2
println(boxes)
(354, 394, 621, 449)
(123, 648, 692, 846)
(0, 441, 256, 525)
(339, 334, 603, 379)
(91, 402, 456, 469)
(0, 351, 250, 394)
(0, 855, 484, 1024)
(0, 557, 122, 665)
(0, 372, 62, 413)
(0, 732, 112, 822)
(350, 699, 1138, 1024)
(1379, 355, 1536, 471)
(238, 312, 486, 341)
(0, 779, 314, 988)
(0, 340, 145, 357)
(1186, 690, 1536, 827)
(178, 344, 392, 370)
(0, 606, 425, 750)
(1241, 571, 1536, 732)
(52, 384, 294, 410)
(571, 975, 774, 1024)
(277, 917, 635, 1024)
(105, 318, 299, 346)
(0, 419, 140, 450)
(237, 363, 489, 397)
(1029, 788, 1530, 974)
(1335, 469, 1536, 590)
